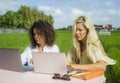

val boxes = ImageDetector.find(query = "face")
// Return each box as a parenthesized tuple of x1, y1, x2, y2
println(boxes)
(33, 28, 46, 46)
(75, 23, 87, 42)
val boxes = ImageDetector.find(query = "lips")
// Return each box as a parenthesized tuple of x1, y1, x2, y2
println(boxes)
(35, 39, 38, 42)
(76, 35, 81, 41)
(76, 35, 80, 38)
(35, 39, 40, 44)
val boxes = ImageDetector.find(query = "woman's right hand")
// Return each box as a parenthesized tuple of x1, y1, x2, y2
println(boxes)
(30, 59, 33, 64)
(67, 64, 74, 71)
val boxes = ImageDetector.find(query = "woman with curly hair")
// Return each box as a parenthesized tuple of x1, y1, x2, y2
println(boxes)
(21, 20, 59, 67)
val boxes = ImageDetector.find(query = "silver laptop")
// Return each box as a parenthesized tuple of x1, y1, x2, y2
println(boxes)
(32, 52, 67, 74)
(0, 48, 23, 72)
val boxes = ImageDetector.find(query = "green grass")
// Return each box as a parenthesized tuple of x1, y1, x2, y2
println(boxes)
(0, 33, 29, 53)
(0, 30, 120, 83)
(99, 31, 120, 83)
(55, 30, 72, 54)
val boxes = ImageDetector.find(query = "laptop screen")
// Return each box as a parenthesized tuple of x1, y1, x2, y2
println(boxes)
(0, 48, 23, 72)
(32, 52, 67, 74)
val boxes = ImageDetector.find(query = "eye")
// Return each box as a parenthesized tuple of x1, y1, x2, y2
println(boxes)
(76, 29, 83, 32)
(37, 31, 42, 35)
(33, 33, 36, 36)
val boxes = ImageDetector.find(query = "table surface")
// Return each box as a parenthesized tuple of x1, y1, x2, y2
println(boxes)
(0, 69, 104, 83)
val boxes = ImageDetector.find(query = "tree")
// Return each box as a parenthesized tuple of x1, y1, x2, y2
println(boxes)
(0, 5, 54, 29)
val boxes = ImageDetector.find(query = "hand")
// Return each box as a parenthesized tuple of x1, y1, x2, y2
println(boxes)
(30, 59, 33, 64)
(67, 64, 75, 71)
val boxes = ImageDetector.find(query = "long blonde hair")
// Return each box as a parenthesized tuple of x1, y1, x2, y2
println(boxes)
(68, 16, 107, 64)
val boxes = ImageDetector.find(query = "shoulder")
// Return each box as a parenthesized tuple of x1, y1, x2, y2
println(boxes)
(45, 44, 60, 52)
(52, 44, 59, 48)
(24, 45, 38, 51)
(46, 44, 59, 48)
(87, 44, 102, 57)
(50, 44, 59, 50)
(88, 44, 99, 51)
(24, 45, 32, 50)
(89, 44, 97, 48)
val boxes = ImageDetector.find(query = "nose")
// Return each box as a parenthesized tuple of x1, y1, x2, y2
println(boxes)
(76, 30, 79, 34)
(34, 34, 39, 38)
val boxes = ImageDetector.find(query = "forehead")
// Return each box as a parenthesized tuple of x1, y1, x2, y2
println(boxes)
(33, 28, 43, 35)
(33, 28, 41, 32)
(76, 23, 85, 29)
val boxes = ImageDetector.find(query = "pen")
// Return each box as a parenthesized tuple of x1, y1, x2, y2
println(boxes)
(71, 72, 90, 77)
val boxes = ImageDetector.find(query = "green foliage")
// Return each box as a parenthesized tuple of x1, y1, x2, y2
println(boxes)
(0, 5, 54, 29)
(0, 30, 119, 82)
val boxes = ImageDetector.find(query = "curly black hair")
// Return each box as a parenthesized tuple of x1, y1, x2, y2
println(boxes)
(29, 20, 56, 48)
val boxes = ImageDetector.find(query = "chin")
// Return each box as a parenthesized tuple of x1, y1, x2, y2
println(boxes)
(36, 41, 40, 44)
(76, 38, 81, 41)
(78, 40, 81, 42)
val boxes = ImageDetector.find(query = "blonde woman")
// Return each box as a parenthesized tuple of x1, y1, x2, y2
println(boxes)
(67, 16, 116, 71)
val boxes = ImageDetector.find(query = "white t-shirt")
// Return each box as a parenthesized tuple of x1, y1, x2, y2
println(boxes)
(21, 44, 60, 67)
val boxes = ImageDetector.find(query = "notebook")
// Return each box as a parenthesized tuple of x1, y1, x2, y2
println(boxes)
(32, 52, 67, 74)
(70, 70, 104, 80)
(0, 48, 25, 72)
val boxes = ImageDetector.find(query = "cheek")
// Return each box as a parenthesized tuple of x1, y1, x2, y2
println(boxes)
(40, 37, 45, 42)
(83, 33, 87, 37)
(39, 37, 42, 41)
(83, 31, 87, 36)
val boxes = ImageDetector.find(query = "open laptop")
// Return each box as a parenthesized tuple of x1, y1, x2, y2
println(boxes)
(0, 48, 24, 72)
(32, 52, 67, 75)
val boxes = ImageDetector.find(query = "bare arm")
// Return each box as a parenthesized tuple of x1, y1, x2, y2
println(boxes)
(67, 60, 106, 71)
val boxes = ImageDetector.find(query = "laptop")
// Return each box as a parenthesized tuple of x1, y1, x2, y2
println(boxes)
(32, 52, 67, 75)
(0, 48, 24, 72)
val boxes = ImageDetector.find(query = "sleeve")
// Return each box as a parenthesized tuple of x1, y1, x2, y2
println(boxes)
(88, 45, 116, 65)
(51, 44, 60, 52)
(21, 46, 31, 65)
(66, 51, 73, 65)
(66, 47, 76, 64)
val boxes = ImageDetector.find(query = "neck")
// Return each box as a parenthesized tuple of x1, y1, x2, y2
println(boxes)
(38, 43, 46, 52)
(80, 40, 86, 52)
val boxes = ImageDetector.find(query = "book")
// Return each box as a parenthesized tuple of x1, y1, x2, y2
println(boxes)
(71, 70, 104, 80)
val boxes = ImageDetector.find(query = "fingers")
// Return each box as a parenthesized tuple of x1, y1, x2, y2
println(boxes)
(30, 59, 33, 64)
(67, 64, 74, 70)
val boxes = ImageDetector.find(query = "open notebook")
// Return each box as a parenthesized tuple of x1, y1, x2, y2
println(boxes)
(32, 52, 67, 74)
